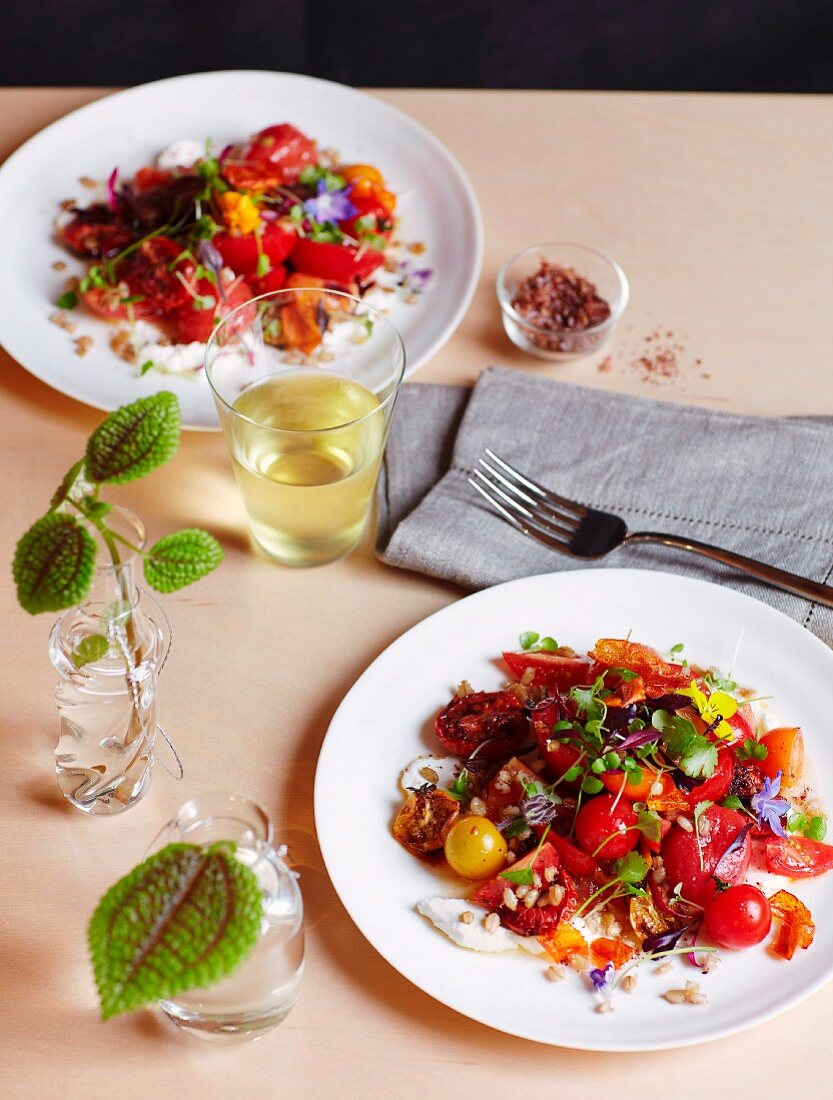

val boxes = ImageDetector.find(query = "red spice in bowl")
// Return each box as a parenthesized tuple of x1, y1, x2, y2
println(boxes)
(511, 261, 611, 348)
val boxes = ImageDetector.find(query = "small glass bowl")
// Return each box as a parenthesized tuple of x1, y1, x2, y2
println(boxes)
(497, 242, 629, 361)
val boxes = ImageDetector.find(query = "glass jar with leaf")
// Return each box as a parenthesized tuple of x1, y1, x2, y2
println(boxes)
(12, 392, 222, 815)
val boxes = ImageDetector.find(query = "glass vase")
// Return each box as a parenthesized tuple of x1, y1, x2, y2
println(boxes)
(157, 792, 305, 1042)
(48, 507, 171, 815)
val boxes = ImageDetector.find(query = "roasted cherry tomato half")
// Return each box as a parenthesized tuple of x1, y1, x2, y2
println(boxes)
(434, 690, 530, 760)
(574, 794, 639, 861)
(600, 767, 674, 804)
(475, 842, 576, 935)
(765, 835, 833, 877)
(289, 237, 384, 283)
(224, 123, 318, 189)
(758, 727, 804, 786)
(59, 205, 134, 259)
(503, 650, 596, 692)
(704, 884, 771, 949)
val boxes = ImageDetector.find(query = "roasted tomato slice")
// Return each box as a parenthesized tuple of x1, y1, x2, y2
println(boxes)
(482, 756, 540, 823)
(59, 205, 134, 259)
(392, 786, 459, 854)
(434, 690, 530, 759)
(502, 650, 596, 692)
(224, 123, 318, 189)
(83, 237, 194, 321)
(475, 842, 576, 935)
(765, 835, 833, 878)
(661, 805, 751, 906)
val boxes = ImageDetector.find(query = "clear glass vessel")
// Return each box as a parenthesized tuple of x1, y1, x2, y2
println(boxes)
(157, 792, 304, 1042)
(48, 507, 170, 815)
(205, 288, 405, 567)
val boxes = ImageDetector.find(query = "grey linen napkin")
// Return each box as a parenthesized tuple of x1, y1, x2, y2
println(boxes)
(376, 367, 833, 646)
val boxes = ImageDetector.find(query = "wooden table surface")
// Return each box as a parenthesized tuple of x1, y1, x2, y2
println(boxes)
(2, 87, 832, 1099)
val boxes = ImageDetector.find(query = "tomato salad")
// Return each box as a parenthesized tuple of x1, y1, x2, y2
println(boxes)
(394, 635, 830, 1010)
(55, 126, 428, 372)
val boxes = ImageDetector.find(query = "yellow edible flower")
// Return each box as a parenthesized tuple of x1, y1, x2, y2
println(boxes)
(678, 680, 738, 741)
(217, 190, 262, 235)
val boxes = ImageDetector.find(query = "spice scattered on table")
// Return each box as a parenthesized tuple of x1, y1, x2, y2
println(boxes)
(596, 327, 710, 389)
(512, 261, 611, 354)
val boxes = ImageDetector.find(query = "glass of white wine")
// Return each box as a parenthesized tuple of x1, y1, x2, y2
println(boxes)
(205, 288, 405, 567)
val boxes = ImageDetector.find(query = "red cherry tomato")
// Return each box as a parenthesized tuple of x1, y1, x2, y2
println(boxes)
(434, 691, 530, 760)
(765, 835, 833, 877)
(661, 805, 751, 907)
(83, 237, 192, 320)
(574, 794, 639, 861)
(214, 222, 297, 276)
(134, 166, 174, 192)
(682, 749, 734, 810)
(503, 651, 596, 692)
(249, 265, 287, 295)
(338, 192, 395, 240)
(224, 123, 317, 189)
(600, 767, 674, 803)
(704, 885, 771, 949)
(289, 237, 384, 283)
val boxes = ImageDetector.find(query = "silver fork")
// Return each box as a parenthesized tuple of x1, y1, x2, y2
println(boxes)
(469, 449, 833, 609)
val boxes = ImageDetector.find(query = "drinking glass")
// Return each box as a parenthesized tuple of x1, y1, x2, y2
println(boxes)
(157, 792, 304, 1042)
(205, 288, 406, 567)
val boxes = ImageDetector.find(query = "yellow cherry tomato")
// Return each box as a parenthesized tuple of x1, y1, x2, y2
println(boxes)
(444, 815, 507, 880)
(341, 163, 384, 186)
(759, 727, 804, 786)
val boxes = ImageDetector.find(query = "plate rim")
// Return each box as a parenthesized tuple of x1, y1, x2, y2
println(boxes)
(314, 567, 833, 1051)
(0, 69, 483, 429)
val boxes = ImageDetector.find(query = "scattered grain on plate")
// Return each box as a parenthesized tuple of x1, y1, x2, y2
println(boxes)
(60, 198, 76, 210)
(460, 910, 474, 925)
(569, 955, 589, 972)
(383, 256, 399, 273)
(419, 766, 439, 784)
(663, 981, 707, 1005)
(110, 330, 136, 363)
(503, 888, 518, 911)
(52, 260, 68, 272)
(621, 974, 638, 994)
(74, 335, 94, 357)
(524, 889, 541, 909)
(545, 965, 566, 982)
(49, 311, 76, 333)
(469, 796, 487, 816)
(79, 176, 98, 188)
(456, 680, 473, 697)
(484, 912, 500, 933)
(595, 1000, 614, 1014)
(505, 850, 516, 864)
(701, 953, 720, 974)
(655, 961, 673, 975)
(677, 816, 694, 833)
(408, 241, 427, 254)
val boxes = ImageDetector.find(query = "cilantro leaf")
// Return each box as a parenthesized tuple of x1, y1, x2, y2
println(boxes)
(652, 709, 717, 778)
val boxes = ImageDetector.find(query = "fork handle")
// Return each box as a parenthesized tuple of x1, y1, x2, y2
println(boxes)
(625, 531, 833, 610)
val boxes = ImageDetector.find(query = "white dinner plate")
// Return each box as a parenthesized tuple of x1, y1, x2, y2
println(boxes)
(0, 70, 482, 429)
(314, 568, 833, 1050)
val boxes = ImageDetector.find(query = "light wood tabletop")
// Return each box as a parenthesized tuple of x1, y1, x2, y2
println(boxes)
(2, 86, 832, 1099)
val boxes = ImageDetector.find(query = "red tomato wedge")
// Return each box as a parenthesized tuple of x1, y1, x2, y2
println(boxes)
(475, 842, 576, 935)
(482, 757, 539, 823)
(682, 749, 734, 810)
(214, 222, 296, 276)
(503, 651, 595, 691)
(661, 805, 751, 907)
(170, 275, 254, 343)
(550, 833, 598, 877)
(290, 237, 384, 283)
(765, 836, 833, 878)
(224, 123, 318, 190)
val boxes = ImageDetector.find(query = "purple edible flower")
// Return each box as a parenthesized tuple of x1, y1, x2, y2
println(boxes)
(751, 771, 790, 837)
(588, 962, 613, 992)
(303, 179, 357, 224)
(409, 267, 433, 291)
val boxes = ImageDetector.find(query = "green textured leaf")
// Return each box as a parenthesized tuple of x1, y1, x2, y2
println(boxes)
(88, 842, 262, 1020)
(144, 528, 223, 593)
(50, 459, 86, 510)
(12, 513, 97, 614)
(85, 392, 181, 484)
(71, 633, 110, 668)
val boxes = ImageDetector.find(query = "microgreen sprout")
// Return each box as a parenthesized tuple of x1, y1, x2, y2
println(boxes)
(572, 852, 648, 920)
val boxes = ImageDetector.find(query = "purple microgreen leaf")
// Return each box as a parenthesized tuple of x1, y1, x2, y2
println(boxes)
(712, 821, 754, 880)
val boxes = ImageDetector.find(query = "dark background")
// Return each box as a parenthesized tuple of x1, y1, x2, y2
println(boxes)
(2, 0, 832, 90)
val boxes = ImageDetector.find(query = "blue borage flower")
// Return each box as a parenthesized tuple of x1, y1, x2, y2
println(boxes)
(302, 179, 357, 224)
(751, 771, 790, 837)
(589, 961, 613, 992)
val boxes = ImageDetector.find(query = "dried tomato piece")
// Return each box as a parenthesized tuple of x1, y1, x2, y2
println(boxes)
(590, 639, 689, 692)
(629, 893, 676, 941)
(590, 937, 636, 969)
(769, 889, 815, 960)
(539, 922, 588, 963)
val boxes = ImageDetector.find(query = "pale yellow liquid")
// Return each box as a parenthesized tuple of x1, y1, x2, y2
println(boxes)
(230, 371, 384, 565)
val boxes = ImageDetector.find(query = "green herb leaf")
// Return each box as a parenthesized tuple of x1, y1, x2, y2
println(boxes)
(613, 851, 648, 885)
(88, 842, 262, 1020)
(652, 709, 717, 778)
(581, 774, 604, 794)
(503, 817, 530, 838)
(608, 666, 638, 682)
(736, 740, 768, 762)
(635, 809, 663, 845)
(71, 633, 110, 668)
(722, 795, 744, 810)
(806, 816, 827, 841)
(13, 513, 97, 614)
(704, 670, 738, 694)
(86, 392, 181, 484)
(50, 459, 86, 510)
(140, 360, 155, 376)
(669, 643, 685, 658)
(56, 290, 78, 310)
(500, 866, 535, 886)
(256, 253, 271, 277)
(144, 528, 223, 593)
